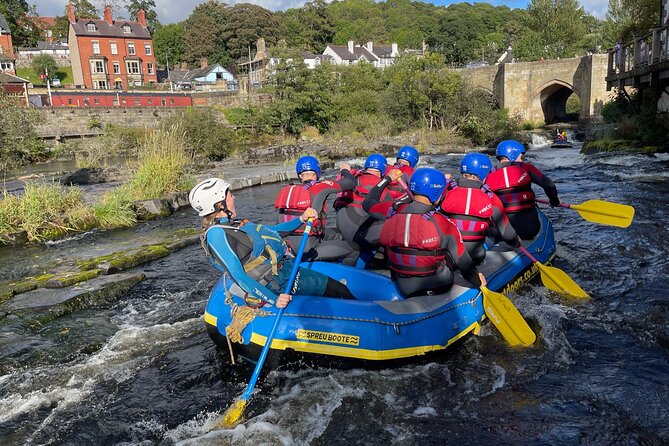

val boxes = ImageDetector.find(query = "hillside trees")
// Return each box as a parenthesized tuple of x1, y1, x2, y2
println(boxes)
(527, 0, 587, 59)
(153, 23, 185, 67)
(126, 0, 159, 33)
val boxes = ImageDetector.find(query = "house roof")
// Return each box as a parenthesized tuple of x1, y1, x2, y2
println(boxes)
(71, 19, 151, 39)
(168, 64, 232, 83)
(327, 45, 357, 61)
(18, 40, 69, 51)
(371, 44, 393, 57)
(0, 13, 11, 34)
(0, 72, 29, 84)
(302, 51, 318, 60)
(34, 16, 57, 29)
(327, 44, 384, 62)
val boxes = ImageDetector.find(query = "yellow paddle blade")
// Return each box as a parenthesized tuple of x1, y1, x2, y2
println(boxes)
(571, 199, 635, 228)
(216, 399, 247, 429)
(481, 286, 536, 347)
(535, 263, 589, 299)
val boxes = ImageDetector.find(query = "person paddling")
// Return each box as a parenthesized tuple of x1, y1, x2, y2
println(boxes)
(274, 155, 359, 265)
(440, 153, 520, 265)
(364, 167, 485, 297)
(384, 145, 419, 199)
(485, 140, 561, 240)
(192, 178, 356, 309)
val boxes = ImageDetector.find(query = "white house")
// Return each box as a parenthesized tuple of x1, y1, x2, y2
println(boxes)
(322, 41, 415, 68)
(17, 41, 70, 61)
(169, 59, 236, 91)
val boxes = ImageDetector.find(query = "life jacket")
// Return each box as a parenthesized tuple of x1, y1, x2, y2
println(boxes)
(384, 164, 414, 199)
(274, 182, 324, 237)
(333, 169, 360, 210)
(440, 183, 493, 242)
(203, 219, 289, 291)
(485, 164, 535, 213)
(380, 208, 453, 277)
(349, 172, 385, 209)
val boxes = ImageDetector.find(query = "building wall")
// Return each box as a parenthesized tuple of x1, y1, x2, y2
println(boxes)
(0, 33, 14, 58)
(69, 26, 84, 86)
(50, 91, 192, 107)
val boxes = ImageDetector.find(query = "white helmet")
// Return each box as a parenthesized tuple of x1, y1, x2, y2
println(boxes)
(189, 178, 231, 216)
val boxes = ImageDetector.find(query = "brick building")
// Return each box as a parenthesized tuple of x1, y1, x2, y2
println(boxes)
(0, 13, 17, 75)
(68, 3, 157, 90)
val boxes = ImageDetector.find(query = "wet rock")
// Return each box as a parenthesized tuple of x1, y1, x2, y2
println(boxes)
(77, 244, 171, 274)
(165, 192, 190, 212)
(44, 269, 102, 288)
(0, 230, 28, 246)
(0, 274, 55, 303)
(0, 272, 146, 323)
(133, 198, 172, 220)
(60, 167, 122, 185)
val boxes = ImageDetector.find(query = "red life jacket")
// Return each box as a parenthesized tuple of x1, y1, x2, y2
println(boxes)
(440, 185, 492, 242)
(384, 164, 414, 199)
(333, 169, 360, 210)
(274, 183, 324, 237)
(349, 172, 385, 209)
(380, 209, 454, 277)
(485, 164, 535, 213)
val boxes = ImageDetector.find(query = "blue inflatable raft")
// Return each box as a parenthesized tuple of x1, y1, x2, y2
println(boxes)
(204, 211, 556, 367)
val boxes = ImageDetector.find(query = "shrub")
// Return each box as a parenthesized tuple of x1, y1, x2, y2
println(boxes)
(162, 107, 236, 160)
(93, 187, 136, 229)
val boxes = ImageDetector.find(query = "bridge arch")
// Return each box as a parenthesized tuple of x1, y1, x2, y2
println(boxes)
(530, 80, 581, 124)
(471, 86, 499, 108)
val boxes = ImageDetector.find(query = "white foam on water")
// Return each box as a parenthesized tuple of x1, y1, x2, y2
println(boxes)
(530, 134, 551, 149)
(0, 318, 201, 434)
(412, 406, 438, 417)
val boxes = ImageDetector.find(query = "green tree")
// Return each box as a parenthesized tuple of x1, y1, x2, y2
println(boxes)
(0, 92, 46, 174)
(282, 0, 334, 52)
(603, 0, 659, 45)
(183, 0, 229, 66)
(221, 4, 285, 61)
(527, 0, 587, 58)
(153, 23, 185, 67)
(514, 30, 546, 61)
(126, 0, 159, 33)
(31, 54, 58, 79)
(0, 0, 41, 47)
(70, 0, 99, 19)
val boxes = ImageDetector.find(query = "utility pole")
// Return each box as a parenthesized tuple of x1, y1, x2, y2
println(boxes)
(248, 45, 253, 96)
(166, 50, 173, 93)
(45, 67, 53, 106)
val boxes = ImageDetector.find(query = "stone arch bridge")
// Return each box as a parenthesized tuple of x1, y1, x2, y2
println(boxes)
(460, 54, 609, 124)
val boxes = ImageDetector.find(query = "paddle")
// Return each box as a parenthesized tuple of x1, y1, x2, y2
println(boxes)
(517, 245, 589, 299)
(536, 199, 634, 228)
(218, 218, 314, 428)
(481, 285, 536, 347)
(397, 178, 414, 200)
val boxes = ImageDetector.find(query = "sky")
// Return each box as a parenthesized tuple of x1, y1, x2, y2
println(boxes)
(34, 0, 610, 24)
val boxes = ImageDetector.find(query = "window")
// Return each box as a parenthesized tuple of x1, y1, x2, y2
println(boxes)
(110, 42, 117, 55)
(0, 62, 13, 70)
(68, 98, 73, 105)
(170, 99, 174, 105)
(126, 61, 140, 74)
(87, 23, 96, 32)
(148, 98, 153, 105)
(147, 63, 154, 75)
(114, 81, 123, 90)
(94, 98, 99, 104)
(113, 61, 120, 74)
(134, 98, 141, 105)
(91, 60, 105, 74)
(161, 98, 166, 106)
(123, 25, 131, 34)
(144, 44, 152, 55)
(92, 41, 100, 54)
(128, 42, 135, 55)
(92, 80, 108, 90)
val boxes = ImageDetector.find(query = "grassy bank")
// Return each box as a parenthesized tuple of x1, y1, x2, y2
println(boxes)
(0, 126, 193, 243)
(16, 67, 74, 86)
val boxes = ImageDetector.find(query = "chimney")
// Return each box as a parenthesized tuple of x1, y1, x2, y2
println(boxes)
(391, 43, 398, 56)
(366, 41, 373, 52)
(347, 40, 354, 53)
(67, 2, 76, 23)
(255, 38, 266, 60)
(137, 9, 146, 27)
(199, 57, 208, 69)
(103, 5, 113, 25)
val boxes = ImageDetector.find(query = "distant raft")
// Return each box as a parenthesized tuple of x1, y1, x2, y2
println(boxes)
(551, 139, 573, 148)
(204, 211, 556, 368)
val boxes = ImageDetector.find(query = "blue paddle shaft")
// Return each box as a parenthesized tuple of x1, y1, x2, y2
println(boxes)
(240, 219, 313, 401)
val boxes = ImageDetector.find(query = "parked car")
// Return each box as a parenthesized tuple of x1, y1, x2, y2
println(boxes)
(465, 61, 490, 68)
(51, 77, 61, 87)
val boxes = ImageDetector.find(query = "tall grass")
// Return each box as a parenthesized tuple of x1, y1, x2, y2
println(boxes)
(125, 125, 194, 200)
(0, 182, 95, 242)
(93, 187, 136, 229)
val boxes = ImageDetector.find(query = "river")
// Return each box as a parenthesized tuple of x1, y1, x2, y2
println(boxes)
(1, 146, 668, 445)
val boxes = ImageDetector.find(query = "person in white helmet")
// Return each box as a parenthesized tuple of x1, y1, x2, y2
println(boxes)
(190, 178, 356, 309)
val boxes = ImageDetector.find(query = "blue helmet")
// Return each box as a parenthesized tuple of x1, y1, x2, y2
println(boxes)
(460, 153, 492, 181)
(409, 167, 446, 203)
(396, 146, 419, 168)
(296, 155, 321, 178)
(364, 154, 387, 173)
(496, 140, 526, 161)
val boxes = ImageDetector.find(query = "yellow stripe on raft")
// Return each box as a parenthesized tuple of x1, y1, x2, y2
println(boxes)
(244, 320, 482, 361)
(204, 311, 217, 326)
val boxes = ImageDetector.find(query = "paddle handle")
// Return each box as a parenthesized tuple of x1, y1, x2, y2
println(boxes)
(517, 245, 539, 263)
(240, 218, 314, 401)
(536, 198, 570, 208)
(398, 178, 413, 200)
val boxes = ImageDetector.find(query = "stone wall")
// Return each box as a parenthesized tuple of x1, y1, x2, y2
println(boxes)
(36, 107, 182, 138)
(15, 57, 72, 69)
(190, 91, 272, 108)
